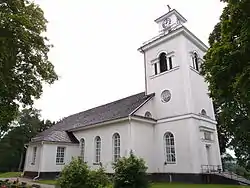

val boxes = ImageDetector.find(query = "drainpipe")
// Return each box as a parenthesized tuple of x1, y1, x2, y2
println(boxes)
(33, 141, 44, 181)
(128, 115, 133, 155)
(33, 171, 40, 181)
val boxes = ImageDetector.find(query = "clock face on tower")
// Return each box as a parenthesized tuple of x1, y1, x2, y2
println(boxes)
(162, 18, 171, 28)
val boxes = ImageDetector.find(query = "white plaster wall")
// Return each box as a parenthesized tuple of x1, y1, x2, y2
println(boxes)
(73, 121, 130, 173)
(134, 99, 155, 118)
(184, 37, 215, 119)
(152, 117, 221, 174)
(153, 118, 198, 173)
(24, 144, 42, 172)
(131, 120, 154, 173)
(40, 143, 79, 172)
(144, 35, 192, 120)
(196, 119, 222, 169)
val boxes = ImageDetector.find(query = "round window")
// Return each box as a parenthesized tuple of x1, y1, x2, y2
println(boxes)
(161, 90, 171, 103)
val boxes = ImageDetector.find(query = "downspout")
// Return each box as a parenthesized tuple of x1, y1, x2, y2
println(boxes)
(128, 115, 133, 155)
(33, 141, 44, 181)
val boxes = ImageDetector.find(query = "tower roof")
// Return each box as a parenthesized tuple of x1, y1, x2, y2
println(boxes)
(154, 9, 187, 24)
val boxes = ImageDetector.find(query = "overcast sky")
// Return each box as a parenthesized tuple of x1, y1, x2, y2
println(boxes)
(34, 0, 225, 121)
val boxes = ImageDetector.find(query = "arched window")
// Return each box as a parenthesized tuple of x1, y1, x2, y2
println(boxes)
(164, 132, 176, 163)
(80, 138, 85, 161)
(201, 109, 207, 116)
(193, 52, 199, 71)
(113, 133, 121, 162)
(95, 136, 101, 163)
(159, 52, 168, 73)
(145, 111, 152, 118)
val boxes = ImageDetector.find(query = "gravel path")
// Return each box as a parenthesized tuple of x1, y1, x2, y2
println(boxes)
(0, 177, 55, 188)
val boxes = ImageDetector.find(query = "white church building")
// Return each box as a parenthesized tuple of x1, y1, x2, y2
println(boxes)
(24, 9, 222, 182)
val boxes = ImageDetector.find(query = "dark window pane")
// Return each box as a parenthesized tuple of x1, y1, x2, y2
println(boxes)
(159, 53, 168, 73)
(154, 63, 158, 75)
(169, 57, 173, 69)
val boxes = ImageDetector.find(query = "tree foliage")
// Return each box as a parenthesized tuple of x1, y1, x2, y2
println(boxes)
(112, 151, 149, 188)
(201, 0, 250, 169)
(0, 0, 58, 133)
(0, 108, 55, 172)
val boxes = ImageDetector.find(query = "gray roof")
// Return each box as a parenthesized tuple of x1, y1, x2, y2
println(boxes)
(31, 92, 154, 143)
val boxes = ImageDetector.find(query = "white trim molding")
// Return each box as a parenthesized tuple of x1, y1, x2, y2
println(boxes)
(158, 113, 217, 125)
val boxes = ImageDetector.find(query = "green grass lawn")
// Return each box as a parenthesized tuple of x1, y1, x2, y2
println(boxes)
(36, 179, 57, 185)
(35, 180, 250, 188)
(151, 183, 250, 188)
(0, 172, 21, 178)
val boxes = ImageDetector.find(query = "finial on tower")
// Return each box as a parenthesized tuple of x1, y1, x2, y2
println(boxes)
(167, 5, 171, 12)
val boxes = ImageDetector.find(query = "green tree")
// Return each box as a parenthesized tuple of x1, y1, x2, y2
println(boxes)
(0, 108, 55, 172)
(0, 0, 58, 133)
(201, 0, 250, 169)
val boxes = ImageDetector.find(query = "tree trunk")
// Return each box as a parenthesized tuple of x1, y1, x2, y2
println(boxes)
(18, 152, 24, 172)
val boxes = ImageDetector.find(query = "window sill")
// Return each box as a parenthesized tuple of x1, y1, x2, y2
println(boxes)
(56, 163, 65, 165)
(201, 139, 214, 143)
(164, 162, 176, 165)
(150, 66, 180, 79)
(190, 66, 202, 75)
(93, 162, 101, 165)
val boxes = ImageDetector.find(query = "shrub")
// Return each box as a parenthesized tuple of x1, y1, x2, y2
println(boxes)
(112, 151, 149, 188)
(88, 167, 110, 188)
(58, 157, 90, 188)
(58, 157, 110, 188)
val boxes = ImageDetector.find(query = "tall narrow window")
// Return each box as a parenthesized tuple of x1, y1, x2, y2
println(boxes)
(113, 133, 121, 162)
(80, 138, 85, 161)
(56, 147, 65, 165)
(31, 146, 37, 165)
(159, 52, 168, 73)
(154, 63, 158, 75)
(95, 136, 101, 163)
(193, 52, 199, 71)
(164, 132, 176, 163)
(168, 56, 173, 70)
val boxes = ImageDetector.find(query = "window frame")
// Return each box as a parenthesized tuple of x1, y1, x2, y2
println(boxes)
(56, 146, 66, 165)
(159, 52, 168, 73)
(31, 146, 37, 165)
(164, 132, 176, 164)
(204, 131, 213, 141)
(201, 109, 207, 116)
(80, 138, 85, 161)
(112, 133, 121, 162)
(168, 56, 173, 70)
(94, 136, 101, 164)
(192, 51, 200, 71)
(145, 111, 152, 118)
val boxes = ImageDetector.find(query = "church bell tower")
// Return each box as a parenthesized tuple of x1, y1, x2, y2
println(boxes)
(138, 7, 222, 174)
